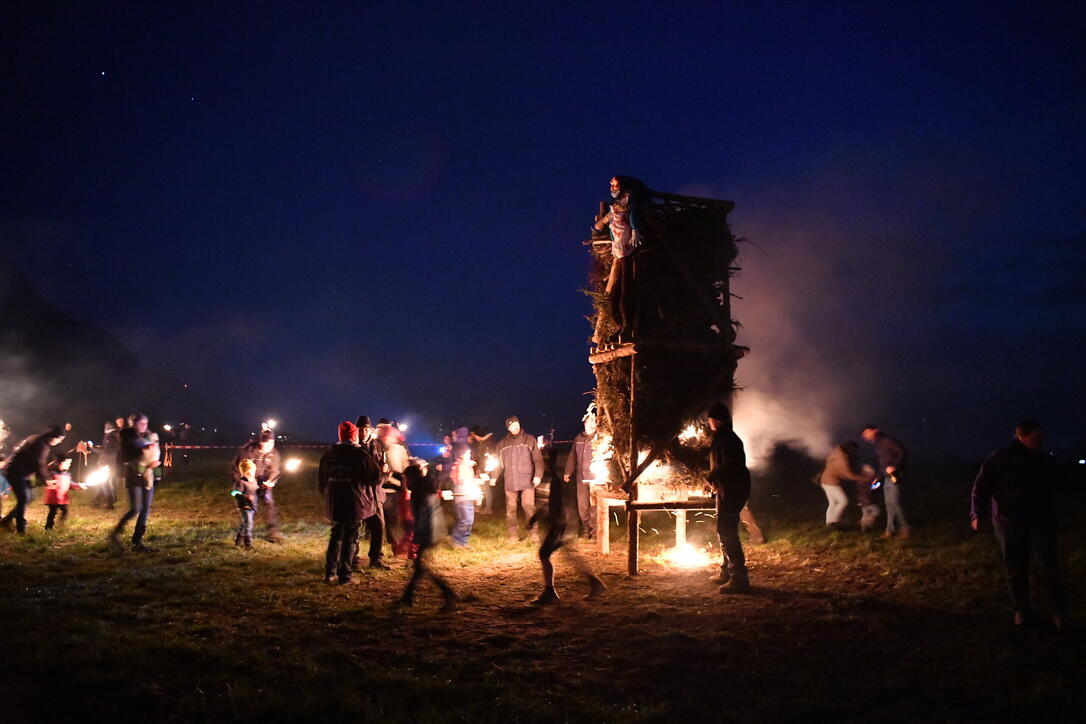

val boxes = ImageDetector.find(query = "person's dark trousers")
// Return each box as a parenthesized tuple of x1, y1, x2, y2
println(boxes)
(326, 520, 361, 582)
(716, 498, 747, 577)
(255, 487, 280, 536)
(993, 518, 1066, 615)
(0, 475, 33, 533)
(45, 504, 68, 530)
(383, 491, 401, 546)
(402, 547, 453, 603)
(113, 486, 155, 545)
(352, 510, 385, 571)
(577, 481, 596, 538)
(93, 474, 117, 509)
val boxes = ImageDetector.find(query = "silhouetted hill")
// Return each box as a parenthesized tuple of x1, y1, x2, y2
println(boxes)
(1, 258, 239, 443)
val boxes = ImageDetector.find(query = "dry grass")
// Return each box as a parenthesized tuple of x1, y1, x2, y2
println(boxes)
(1, 451, 1082, 722)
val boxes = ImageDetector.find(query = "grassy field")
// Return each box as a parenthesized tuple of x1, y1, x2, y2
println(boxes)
(1, 450, 1082, 723)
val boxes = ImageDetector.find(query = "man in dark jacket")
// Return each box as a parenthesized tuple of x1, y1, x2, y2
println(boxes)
(318, 421, 382, 584)
(706, 404, 751, 593)
(970, 420, 1066, 627)
(0, 425, 66, 534)
(231, 430, 284, 541)
(861, 424, 910, 539)
(563, 415, 598, 539)
(494, 416, 544, 543)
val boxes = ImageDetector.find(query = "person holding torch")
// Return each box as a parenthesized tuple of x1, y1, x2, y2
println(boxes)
(706, 403, 752, 593)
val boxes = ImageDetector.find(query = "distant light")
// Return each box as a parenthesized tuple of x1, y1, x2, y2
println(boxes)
(284, 458, 301, 473)
(1079, 459, 1085, 465)
(163, 424, 172, 432)
(267, 419, 277, 430)
(100, 71, 106, 76)
(399, 422, 409, 433)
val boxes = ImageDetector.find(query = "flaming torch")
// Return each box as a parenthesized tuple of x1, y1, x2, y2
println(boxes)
(81, 465, 112, 488)
(284, 458, 302, 474)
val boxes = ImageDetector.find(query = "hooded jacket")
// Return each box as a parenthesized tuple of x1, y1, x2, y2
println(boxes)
(494, 431, 544, 491)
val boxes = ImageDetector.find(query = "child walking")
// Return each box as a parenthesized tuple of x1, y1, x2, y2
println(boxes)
(232, 459, 258, 549)
(449, 446, 478, 548)
(43, 454, 84, 530)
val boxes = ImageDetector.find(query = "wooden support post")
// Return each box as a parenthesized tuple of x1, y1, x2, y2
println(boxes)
(675, 510, 687, 547)
(597, 490, 610, 555)
(627, 354, 640, 576)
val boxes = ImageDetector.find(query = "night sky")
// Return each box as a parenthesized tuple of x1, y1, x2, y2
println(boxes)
(3, 2, 1083, 456)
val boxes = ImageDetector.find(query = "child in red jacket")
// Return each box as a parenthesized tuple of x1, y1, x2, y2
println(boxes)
(44, 454, 84, 530)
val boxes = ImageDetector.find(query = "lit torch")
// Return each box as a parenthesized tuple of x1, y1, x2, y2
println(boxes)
(81, 465, 111, 488)
(284, 458, 301, 473)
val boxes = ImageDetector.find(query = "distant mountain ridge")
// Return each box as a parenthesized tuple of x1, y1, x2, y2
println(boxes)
(1, 258, 237, 443)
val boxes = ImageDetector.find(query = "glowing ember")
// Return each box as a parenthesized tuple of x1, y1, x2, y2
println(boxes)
(659, 542, 713, 569)
(284, 458, 302, 473)
(82, 465, 111, 488)
(484, 453, 499, 473)
(678, 424, 698, 441)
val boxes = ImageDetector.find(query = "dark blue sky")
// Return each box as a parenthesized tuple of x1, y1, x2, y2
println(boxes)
(2, 2, 1083, 456)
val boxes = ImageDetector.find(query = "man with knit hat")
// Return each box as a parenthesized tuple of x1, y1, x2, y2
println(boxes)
(493, 415, 544, 543)
(318, 421, 382, 584)
(705, 402, 752, 593)
(231, 429, 283, 542)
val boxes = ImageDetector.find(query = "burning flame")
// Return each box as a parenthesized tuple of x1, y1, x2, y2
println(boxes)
(284, 458, 301, 473)
(484, 453, 499, 473)
(658, 542, 713, 569)
(83, 465, 111, 488)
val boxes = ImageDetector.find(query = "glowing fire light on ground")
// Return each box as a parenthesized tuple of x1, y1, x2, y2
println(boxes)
(284, 458, 301, 473)
(657, 542, 714, 569)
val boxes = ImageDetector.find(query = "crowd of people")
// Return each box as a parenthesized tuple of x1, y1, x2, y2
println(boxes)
(0, 408, 1072, 625)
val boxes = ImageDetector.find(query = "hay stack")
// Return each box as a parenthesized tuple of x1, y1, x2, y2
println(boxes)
(587, 187, 745, 486)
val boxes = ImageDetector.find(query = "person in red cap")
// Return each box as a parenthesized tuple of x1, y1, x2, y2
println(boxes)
(318, 421, 382, 584)
(231, 429, 283, 542)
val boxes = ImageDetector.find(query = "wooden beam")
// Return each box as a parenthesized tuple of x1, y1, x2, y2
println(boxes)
(588, 344, 636, 364)
(627, 500, 716, 511)
(675, 510, 687, 547)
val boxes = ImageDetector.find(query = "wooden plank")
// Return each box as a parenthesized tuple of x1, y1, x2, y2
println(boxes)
(627, 500, 716, 511)
(588, 344, 636, 364)
(675, 510, 687, 547)
(627, 506, 639, 576)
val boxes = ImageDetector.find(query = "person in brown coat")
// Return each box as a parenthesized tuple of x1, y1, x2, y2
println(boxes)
(819, 442, 870, 528)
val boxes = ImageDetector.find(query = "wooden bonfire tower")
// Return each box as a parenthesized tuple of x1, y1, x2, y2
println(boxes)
(586, 183, 747, 575)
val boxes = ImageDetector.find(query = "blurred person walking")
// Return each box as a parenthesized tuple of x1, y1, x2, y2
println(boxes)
(0, 425, 66, 535)
(92, 417, 124, 509)
(398, 460, 457, 612)
(109, 413, 161, 552)
(970, 420, 1067, 628)
(469, 426, 495, 514)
